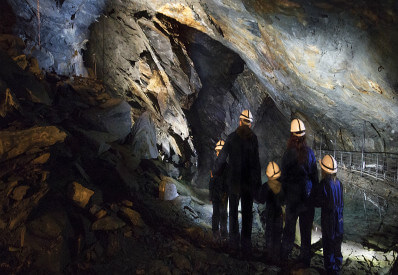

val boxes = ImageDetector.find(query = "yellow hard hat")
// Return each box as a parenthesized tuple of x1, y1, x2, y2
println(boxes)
(266, 161, 281, 180)
(290, 118, 306, 136)
(320, 154, 337, 174)
(215, 140, 225, 151)
(239, 110, 253, 125)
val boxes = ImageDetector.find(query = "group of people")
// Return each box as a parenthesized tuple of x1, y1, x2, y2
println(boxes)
(209, 110, 344, 274)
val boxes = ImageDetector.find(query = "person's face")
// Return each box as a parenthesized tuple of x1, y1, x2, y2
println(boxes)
(239, 120, 252, 128)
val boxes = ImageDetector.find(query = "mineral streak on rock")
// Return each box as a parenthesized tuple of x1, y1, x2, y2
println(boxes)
(0, 126, 67, 162)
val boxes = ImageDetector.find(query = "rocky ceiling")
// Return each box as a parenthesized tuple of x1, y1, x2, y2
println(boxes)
(4, 0, 398, 185)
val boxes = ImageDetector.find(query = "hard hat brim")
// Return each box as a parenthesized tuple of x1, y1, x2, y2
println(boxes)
(240, 117, 252, 124)
(267, 170, 281, 180)
(319, 159, 337, 174)
(292, 131, 305, 137)
(215, 146, 223, 151)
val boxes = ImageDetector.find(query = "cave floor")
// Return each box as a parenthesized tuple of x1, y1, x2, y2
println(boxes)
(100, 161, 396, 275)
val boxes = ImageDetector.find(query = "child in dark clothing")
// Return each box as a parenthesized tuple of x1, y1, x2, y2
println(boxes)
(209, 140, 228, 241)
(319, 155, 344, 275)
(257, 161, 284, 263)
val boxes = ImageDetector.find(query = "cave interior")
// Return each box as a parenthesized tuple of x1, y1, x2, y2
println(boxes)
(0, 0, 398, 274)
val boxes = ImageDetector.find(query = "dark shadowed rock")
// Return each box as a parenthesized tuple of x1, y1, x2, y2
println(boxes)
(119, 206, 145, 227)
(10, 185, 29, 201)
(82, 101, 132, 140)
(171, 252, 191, 271)
(0, 34, 24, 57)
(148, 260, 171, 275)
(91, 216, 126, 231)
(0, 50, 52, 105)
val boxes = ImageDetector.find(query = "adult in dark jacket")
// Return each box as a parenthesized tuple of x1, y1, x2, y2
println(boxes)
(257, 161, 284, 263)
(319, 155, 344, 275)
(214, 110, 261, 254)
(281, 119, 319, 267)
(209, 140, 229, 241)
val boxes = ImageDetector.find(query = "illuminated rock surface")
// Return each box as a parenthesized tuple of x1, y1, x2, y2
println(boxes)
(1, 0, 398, 273)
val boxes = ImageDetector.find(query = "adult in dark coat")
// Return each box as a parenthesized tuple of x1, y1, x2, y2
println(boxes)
(319, 154, 344, 275)
(214, 110, 261, 254)
(280, 119, 319, 267)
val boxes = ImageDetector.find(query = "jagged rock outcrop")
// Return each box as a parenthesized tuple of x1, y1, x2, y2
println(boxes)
(6, 0, 398, 154)
(83, 6, 200, 170)
(129, 111, 158, 160)
(6, 0, 106, 76)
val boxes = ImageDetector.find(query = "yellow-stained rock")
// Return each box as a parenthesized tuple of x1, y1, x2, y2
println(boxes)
(91, 216, 125, 231)
(95, 209, 107, 219)
(13, 55, 28, 70)
(11, 185, 30, 201)
(0, 88, 20, 118)
(119, 206, 145, 227)
(67, 182, 94, 208)
(31, 153, 51, 164)
(122, 200, 133, 207)
(0, 126, 67, 161)
(28, 57, 42, 76)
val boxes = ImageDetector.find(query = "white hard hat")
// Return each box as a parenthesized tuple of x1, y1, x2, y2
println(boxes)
(266, 161, 281, 180)
(239, 110, 253, 125)
(215, 140, 225, 151)
(290, 118, 306, 136)
(320, 154, 337, 174)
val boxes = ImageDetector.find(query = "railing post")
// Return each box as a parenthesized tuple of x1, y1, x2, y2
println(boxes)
(334, 137, 336, 159)
(376, 153, 378, 181)
(361, 121, 365, 177)
(340, 151, 343, 167)
(349, 152, 352, 170)
(396, 158, 398, 184)
(319, 134, 322, 160)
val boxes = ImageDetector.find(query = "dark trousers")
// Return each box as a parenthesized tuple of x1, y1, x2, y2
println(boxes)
(323, 235, 343, 274)
(265, 206, 283, 260)
(322, 211, 343, 274)
(229, 192, 253, 251)
(281, 203, 315, 265)
(212, 193, 228, 236)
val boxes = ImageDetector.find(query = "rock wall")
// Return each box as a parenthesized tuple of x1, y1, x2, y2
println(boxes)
(7, 0, 106, 76)
(82, 6, 205, 174)
(4, 0, 398, 184)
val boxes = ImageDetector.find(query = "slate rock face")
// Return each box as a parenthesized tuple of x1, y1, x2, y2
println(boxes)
(83, 6, 200, 169)
(7, 0, 106, 76)
(129, 111, 158, 160)
(82, 101, 132, 141)
(6, 0, 398, 156)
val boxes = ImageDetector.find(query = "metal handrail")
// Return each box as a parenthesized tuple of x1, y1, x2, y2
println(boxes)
(315, 149, 398, 184)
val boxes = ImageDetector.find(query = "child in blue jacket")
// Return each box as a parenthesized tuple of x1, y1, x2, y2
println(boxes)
(319, 155, 344, 275)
